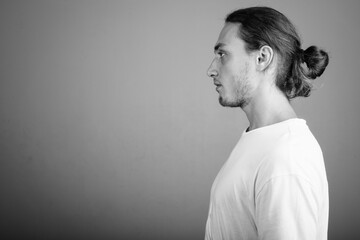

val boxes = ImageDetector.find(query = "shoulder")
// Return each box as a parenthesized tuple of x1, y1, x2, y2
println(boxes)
(255, 125, 325, 192)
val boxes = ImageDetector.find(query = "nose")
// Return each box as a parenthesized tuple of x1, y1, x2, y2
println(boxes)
(207, 59, 218, 78)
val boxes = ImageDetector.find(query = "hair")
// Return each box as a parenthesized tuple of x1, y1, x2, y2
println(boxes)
(225, 7, 329, 99)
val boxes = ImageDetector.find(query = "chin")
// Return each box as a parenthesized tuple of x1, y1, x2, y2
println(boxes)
(219, 96, 239, 108)
(219, 96, 247, 108)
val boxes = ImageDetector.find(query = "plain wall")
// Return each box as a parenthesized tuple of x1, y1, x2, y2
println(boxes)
(0, 0, 359, 239)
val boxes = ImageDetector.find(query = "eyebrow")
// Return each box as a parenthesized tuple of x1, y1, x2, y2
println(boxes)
(214, 43, 226, 52)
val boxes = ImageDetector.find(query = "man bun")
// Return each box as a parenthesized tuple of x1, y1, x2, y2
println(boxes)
(285, 46, 329, 98)
(302, 46, 329, 79)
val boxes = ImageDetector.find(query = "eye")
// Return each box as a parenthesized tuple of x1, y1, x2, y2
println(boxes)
(217, 51, 225, 58)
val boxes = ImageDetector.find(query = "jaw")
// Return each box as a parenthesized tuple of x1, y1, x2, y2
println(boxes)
(218, 90, 249, 108)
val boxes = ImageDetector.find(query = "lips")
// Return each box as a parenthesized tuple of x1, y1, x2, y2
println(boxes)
(213, 81, 222, 87)
(214, 81, 222, 92)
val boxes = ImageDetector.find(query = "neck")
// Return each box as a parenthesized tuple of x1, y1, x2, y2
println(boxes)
(243, 84, 297, 131)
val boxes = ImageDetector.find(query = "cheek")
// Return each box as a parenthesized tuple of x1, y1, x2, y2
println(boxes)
(221, 76, 238, 98)
(222, 64, 240, 82)
(221, 60, 241, 78)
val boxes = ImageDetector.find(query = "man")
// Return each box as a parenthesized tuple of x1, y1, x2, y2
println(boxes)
(205, 7, 329, 240)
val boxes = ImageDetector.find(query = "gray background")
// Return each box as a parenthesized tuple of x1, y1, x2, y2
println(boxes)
(0, 0, 359, 239)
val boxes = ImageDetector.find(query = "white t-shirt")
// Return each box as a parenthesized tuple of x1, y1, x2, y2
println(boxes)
(205, 118, 329, 240)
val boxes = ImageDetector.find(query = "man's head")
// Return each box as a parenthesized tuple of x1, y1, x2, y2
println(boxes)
(208, 7, 329, 107)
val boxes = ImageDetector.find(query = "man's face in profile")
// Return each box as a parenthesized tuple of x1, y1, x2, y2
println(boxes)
(207, 23, 255, 108)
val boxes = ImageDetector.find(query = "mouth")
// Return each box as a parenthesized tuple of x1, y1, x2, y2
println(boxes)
(213, 81, 222, 87)
(214, 81, 222, 92)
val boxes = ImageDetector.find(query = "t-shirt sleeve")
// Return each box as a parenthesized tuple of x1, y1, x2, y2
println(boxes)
(255, 175, 319, 240)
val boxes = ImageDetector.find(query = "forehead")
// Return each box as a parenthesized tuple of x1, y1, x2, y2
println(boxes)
(216, 23, 245, 50)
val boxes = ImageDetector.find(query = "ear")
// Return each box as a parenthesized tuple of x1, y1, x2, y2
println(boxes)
(255, 45, 274, 72)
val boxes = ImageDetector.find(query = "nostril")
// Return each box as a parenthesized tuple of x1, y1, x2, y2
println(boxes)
(209, 71, 217, 78)
(207, 66, 214, 77)
(207, 69, 217, 78)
